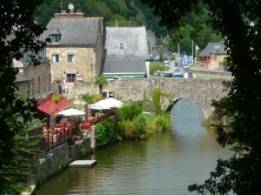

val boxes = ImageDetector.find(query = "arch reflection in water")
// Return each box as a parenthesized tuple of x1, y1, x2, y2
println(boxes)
(171, 98, 206, 138)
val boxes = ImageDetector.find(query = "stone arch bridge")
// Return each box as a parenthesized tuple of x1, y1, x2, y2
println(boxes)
(104, 78, 229, 117)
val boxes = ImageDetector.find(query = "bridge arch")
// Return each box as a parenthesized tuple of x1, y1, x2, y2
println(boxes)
(166, 97, 206, 117)
(102, 78, 228, 118)
(165, 96, 210, 117)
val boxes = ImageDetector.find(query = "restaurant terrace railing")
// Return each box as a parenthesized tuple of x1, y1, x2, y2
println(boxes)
(40, 111, 115, 151)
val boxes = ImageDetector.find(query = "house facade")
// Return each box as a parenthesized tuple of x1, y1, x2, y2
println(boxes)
(41, 8, 105, 83)
(103, 26, 149, 78)
(199, 42, 227, 69)
(14, 51, 51, 99)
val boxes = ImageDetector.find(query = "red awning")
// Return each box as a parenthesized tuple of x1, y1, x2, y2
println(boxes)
(37, 95, 71, 115)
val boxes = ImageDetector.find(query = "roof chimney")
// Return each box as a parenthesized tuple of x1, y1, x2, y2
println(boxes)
(55, 3, 84, 18)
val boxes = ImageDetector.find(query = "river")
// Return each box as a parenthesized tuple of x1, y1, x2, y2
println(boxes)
(35, 98, 230, 195)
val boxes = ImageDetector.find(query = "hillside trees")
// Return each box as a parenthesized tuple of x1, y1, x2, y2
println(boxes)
(35, 0, 167, 37)
(142, 0, 261, 194)
(169, 9, 222, 54)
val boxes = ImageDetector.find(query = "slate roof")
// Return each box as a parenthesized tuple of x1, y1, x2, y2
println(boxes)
(105, 27, 149, 58)
(41, 14, 103, 46)
(200, 42, 227, 57)
(103, 58, 146, 74)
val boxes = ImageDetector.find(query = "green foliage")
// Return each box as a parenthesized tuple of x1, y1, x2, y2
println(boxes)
(144, 113, 170, 134)
(0, 1, 44, 193)
(152, 88, 162, 114)
(2, 117, 44, 194)
(149, 61, 169, 74)
(142, 91, 154, 112)
(79, 144, 90, 158)
(119, 120, 136, 139)
(144, 0, 261, 194)
(81, 93, 102, 104)
(117, 102, 143, 121)
(35, 0, 167, 37)
(94, 75, 108, 87)
(95, 118, 119, 147)
(118, 111, 171, 139)
(133, 113, 147, 138)
(169, 10, 222, 54)
(94, 75, 108, 94)
(51, 93, 62, 103)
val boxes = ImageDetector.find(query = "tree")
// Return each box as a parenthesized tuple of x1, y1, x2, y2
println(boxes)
(35, 0, 168, 37)
(0, 1, 44, 193)
(142, 0, 261, 194)
(81, 93, 102, 105)
(169, 8, 222, 54)
(94, 75, 108, 94)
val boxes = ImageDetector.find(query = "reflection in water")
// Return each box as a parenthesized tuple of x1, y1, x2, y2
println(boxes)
(36, 99, 229, 195)
(172, 98, 205, 138)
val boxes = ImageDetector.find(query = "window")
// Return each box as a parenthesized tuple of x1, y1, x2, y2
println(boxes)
(66, 74, 76, 82)
(52, 54, 59, 63)
(120, 42, 124, 49)
(49, 34, 61, 43)
(67, 54, 75, 63)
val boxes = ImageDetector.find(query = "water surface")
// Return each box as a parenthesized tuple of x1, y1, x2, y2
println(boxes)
(36, 98, 229, 195)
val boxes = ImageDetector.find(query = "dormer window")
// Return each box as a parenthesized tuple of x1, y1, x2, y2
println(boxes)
(48, 33, 61, 44)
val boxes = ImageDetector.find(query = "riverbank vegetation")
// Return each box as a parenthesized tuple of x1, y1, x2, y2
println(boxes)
(95, 89, 171, 147)
(143, 0, 261, 194)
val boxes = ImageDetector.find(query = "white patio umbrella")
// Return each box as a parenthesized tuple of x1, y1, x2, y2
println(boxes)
(88, 103, 111, 110)
(57, 108, 85, 116)
(89, 98, 123, 110)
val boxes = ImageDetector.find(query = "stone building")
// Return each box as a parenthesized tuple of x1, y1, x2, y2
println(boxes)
(14, 50, 51, 99)
(41, 7, 105, 83)
(199, 42, 228, 69)
(103, 26, 148, 78)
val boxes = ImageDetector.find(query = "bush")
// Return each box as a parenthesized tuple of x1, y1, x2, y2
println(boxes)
(149, 61, 169, 74)
(133, 114, 147, 138)
(152, 88, 162, 114)
(145, 114, 171, 134)
(117, 102, 142, 120)
(95, 118, 119, 147)
(155, 114, 171, 132)
(119, 120, 136, 139)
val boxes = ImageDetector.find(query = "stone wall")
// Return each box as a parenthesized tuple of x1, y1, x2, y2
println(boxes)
(64, 78, 228, 117)
(47, 47, 98, 82)
(25, 61, 51, 99)
(103, 78, 228, 117)
(16, 80, 30, 97)
(37, 139, 91, 183)
(16, 60, 51, 99)
(65, 81, 98, 103)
